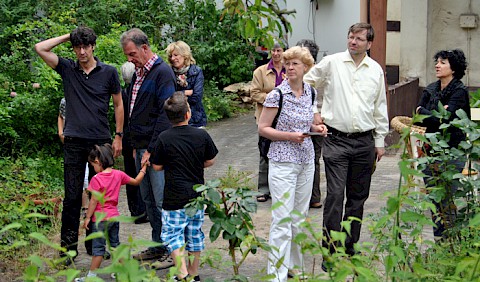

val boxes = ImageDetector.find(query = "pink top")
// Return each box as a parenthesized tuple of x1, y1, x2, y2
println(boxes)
(87, 169, 131, 222)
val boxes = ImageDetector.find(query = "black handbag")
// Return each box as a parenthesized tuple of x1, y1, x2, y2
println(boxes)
(258, 88, 283, 158)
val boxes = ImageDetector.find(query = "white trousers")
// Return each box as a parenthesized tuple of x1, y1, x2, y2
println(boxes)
(267, 161, 314, 282)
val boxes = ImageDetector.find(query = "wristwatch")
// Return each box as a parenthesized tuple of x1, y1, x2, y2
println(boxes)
(115, 132, 124, 137)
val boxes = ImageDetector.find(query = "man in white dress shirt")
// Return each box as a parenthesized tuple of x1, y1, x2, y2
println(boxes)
(304, 22, 389, 271)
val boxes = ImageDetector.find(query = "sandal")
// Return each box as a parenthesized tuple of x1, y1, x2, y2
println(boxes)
(256, 194, 270, 202)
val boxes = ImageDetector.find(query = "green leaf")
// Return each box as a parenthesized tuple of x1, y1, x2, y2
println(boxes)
(209, 223, 222, 242)
(207, 188, 222, 204)
(0, 222, 22, 233)
(400, 210, 424, 223)
(390, 246, 406, 262)
(221, 220, 236, 235)
(278, 217, 292, 225)
(29, 232, 63, 251)
(24, 212, 49, 219)
(271, 201, 283, 211)
(84, 231, 104, 241)
(469, 213, 480, 226)
(386, 197, 400, 214)
(330, 231, 346, 245)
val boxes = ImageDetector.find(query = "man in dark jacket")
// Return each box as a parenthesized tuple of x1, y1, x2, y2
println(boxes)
(120, 28, 176, 269)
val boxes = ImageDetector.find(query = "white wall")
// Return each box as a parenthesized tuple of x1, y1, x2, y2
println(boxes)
(398, 0, 429, 86)
(395, 0, 479, 87)
(386, 0, 401, 66)
(427, 0, 479, 87)
(286, 0, 360, 58)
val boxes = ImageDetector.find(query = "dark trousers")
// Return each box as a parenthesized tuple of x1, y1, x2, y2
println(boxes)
(322, 133, 375, 253)
(61, 137, 111, 255)
(258, 135, 270, 196)
(423, 159, 464, 238)
(311, 135, 324, 204)
(122, 144, 146, 217)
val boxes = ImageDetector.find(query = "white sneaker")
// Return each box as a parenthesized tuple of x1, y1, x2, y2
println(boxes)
(74, 273, 97, 282)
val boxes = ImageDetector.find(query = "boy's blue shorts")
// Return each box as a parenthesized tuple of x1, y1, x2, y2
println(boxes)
(161, 209, 205, 253)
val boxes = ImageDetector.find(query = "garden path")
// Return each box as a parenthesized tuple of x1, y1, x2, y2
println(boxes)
(72, 111, 410, 281)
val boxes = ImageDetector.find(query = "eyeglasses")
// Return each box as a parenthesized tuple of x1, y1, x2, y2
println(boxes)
(348, 36, 367, 43)
(284, 61, 304, 67)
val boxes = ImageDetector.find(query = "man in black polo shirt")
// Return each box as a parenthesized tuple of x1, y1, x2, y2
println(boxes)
(35, 26, 124, 265)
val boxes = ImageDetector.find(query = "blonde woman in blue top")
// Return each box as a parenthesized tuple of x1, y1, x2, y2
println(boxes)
(166, 41, 207, 128)
(258, 46, 327, 281)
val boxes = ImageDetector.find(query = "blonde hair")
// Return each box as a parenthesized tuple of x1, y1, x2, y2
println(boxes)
(282, 46, 314, 72)
(165, 41, 196, 66)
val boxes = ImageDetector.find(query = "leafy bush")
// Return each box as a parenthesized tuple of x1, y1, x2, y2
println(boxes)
(187, 167, 267, 280)
(163, 0, 257, 88)
(203, 80, 237, 122)
(470, 88, 480, 108)
(0, 156, 63, 258)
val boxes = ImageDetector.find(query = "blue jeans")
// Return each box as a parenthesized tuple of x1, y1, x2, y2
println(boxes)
(135, 149, 165, 247)
(91, 221, 120, 256)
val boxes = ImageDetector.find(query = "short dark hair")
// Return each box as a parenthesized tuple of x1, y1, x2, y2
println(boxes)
(164, 91, 189, 124)
(70, 26, 97, 47)
(88, 143, 114, 169)
(120, 28, 150, 48)
(348, 23, 374, 42)
(296, 39, 319, 62)
(434, 49, 468, 79)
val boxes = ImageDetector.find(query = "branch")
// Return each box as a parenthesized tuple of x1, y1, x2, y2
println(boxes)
(262, 0, 296, 34)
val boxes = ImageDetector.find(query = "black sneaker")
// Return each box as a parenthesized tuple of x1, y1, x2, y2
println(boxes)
(134, 215, 149, 224)
(173, 274, 193, 281)
(57, 254, 76, 268)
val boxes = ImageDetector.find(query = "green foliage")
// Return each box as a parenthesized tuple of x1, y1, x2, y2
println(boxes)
(187, 167, 269, 279)
(203, 81, 237, 122)
(366, 107, 480, 281)
(271, 106, 480, 281)
(0, 157, 63, 258)
(0, 0, 273, 159)
(221, 0, 292, 49)
(470, 89, 480, 108)
(164, 0, 257, 88)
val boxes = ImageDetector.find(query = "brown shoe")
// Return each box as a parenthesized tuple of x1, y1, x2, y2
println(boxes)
(132, 248, 165, 261)
(151, 254, 175, 270)
(309, 202, 323, 208)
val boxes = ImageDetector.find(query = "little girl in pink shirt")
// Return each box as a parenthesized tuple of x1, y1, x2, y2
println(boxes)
(75, 143, 146, 281)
